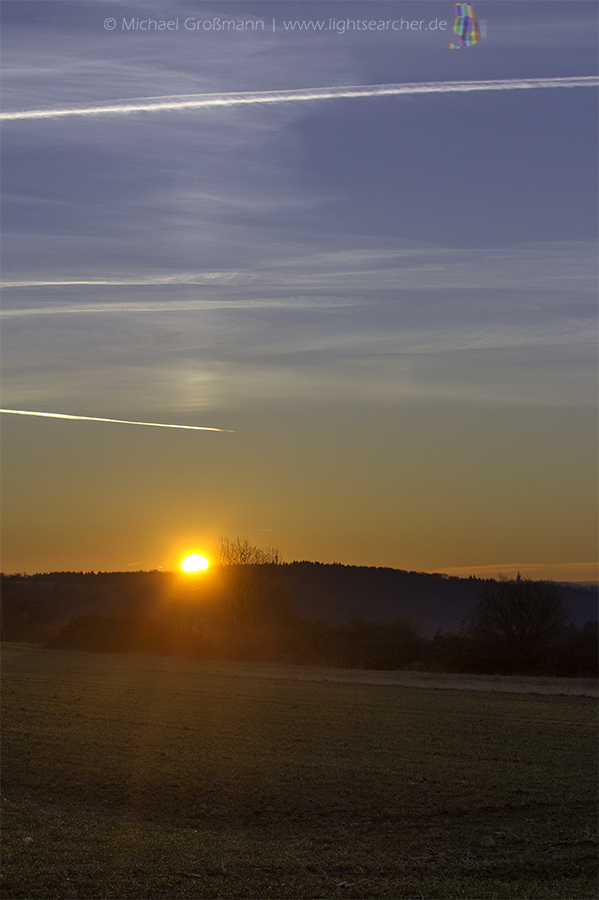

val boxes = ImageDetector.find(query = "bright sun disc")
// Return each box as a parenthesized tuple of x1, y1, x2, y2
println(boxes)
(181, 554, 209, 572)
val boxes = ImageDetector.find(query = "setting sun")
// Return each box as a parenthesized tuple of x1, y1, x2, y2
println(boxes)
(181, 553, 209, 573)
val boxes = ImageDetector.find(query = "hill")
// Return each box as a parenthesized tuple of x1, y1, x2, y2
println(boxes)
(1, 564, 596, 642)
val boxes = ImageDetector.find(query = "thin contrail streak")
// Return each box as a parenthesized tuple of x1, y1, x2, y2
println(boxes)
(1, 77, 596, 120)
(0, 409, 233, 432)
(0, 273, 249, 287)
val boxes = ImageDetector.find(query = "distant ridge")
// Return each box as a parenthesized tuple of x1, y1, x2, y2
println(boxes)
(2, 564, 596, 639)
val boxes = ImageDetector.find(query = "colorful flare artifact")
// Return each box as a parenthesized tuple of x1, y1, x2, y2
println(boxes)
(447, 3, 480, 49)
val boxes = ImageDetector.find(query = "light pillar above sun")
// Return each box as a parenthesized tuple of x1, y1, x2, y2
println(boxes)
(181, 554, 209, 572)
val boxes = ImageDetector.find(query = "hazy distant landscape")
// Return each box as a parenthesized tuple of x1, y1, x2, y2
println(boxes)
(2, 563, 597, 677)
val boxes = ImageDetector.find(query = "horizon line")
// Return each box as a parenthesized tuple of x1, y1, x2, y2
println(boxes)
(2, 564, 596, 585)
(2, 77, 597, 121)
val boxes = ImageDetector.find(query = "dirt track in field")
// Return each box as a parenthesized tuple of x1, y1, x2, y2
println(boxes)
(172, 659, 598, 697)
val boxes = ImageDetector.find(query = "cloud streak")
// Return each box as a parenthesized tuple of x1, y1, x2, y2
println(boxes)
(2, 77, 597, 121)
(0, 273, 252, 288)
(3, 242, 596, 301)
(0, 298, 351, 318)
(0, 409, 232, 432)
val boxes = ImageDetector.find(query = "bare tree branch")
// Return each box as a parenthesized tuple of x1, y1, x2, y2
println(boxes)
(214, 536, 286, 628)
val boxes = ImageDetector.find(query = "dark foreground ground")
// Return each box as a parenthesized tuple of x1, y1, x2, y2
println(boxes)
(2, 644, 597, 899)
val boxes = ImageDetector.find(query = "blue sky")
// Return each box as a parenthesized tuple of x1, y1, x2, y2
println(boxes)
(1, 1, 597, 577)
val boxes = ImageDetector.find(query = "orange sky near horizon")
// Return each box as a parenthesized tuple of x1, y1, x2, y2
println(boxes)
(1, 402, 596, 582)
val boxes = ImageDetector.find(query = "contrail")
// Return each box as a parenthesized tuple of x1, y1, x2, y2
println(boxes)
(0, 273, 250, 287)
(0, 409, 233, 432)
(1, 77, 596, 121)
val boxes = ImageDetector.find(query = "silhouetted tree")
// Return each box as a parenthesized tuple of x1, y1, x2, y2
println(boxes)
(469, 576, 570, 672)
(216, 536, 282, 568)
(215, 536, 287, 629)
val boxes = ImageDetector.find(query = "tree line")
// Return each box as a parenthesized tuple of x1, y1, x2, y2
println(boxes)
(2, 539, 597, 676)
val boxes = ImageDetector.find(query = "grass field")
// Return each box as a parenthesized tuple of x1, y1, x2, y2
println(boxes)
(2, 644, 597, 899)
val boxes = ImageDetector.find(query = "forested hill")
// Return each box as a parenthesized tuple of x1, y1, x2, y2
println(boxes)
(281, 563, 597, 636)
(2, 564, 597, 642)
(286, 563, 482, 635)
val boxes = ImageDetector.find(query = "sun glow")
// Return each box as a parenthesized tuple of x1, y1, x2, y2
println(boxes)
(181, 553, 209, 572)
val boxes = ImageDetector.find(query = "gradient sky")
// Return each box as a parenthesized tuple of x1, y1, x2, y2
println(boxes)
(1, 0, 597, 579)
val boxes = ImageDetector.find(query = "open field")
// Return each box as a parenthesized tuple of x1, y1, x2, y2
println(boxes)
(2, 644, 597, 898)
(95, 657, 595, 696)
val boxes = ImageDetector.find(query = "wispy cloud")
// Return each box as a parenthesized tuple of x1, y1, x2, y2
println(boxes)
(2, 77, 596, 121)
(0, 272, 253, 288)
(0, 297, 352, 318)
(0, 409, 232, 432)
(3, 241, 595, 303)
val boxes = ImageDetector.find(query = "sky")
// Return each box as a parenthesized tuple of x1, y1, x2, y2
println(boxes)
(1, 0, 597, 579)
